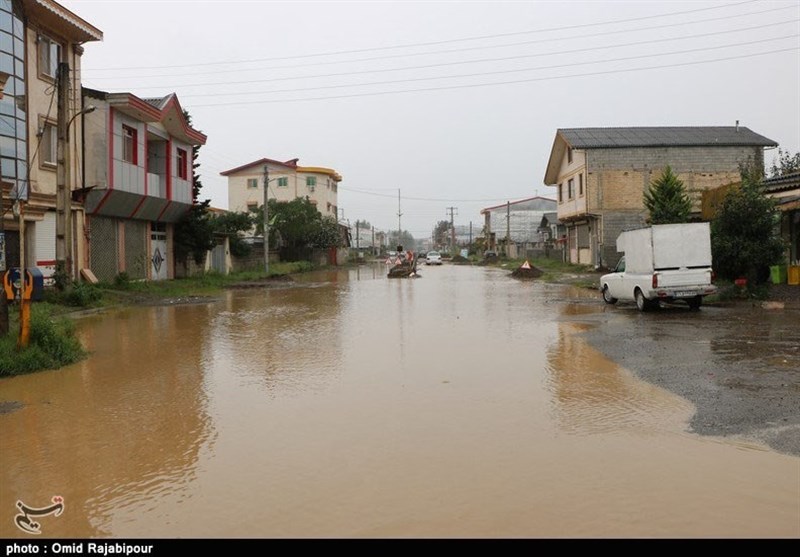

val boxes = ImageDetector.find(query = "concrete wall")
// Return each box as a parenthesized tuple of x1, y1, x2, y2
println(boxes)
(26, 26, 84, 198)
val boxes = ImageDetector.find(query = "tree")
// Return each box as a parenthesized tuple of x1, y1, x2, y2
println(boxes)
(251, 197, 340, 259)
(173, 111, 214, 265)
(309, 216, 344, 249)
(643, 166, 692, 224)
(768, 148, 800, 178)
(432, 220, 450, 247)
(711, 162, 784, 283)
(209, 211, 255, 257)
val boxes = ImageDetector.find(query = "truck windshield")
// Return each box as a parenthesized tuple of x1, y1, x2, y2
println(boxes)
(614, 257, 626, 273)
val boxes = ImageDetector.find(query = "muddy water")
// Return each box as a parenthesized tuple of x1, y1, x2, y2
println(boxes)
(1, 264, 797, 538)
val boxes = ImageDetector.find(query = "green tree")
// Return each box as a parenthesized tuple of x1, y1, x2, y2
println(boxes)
(768, 148, 800, 178)
(310, 216, 344, 249)
(174, 111, 214, 265)
(643, 166, 692, 224)
(433, 220, 450, 247)
(251, 197, 340, 258)
(711, 162, 784, 283)
(209, 211, 255, 257)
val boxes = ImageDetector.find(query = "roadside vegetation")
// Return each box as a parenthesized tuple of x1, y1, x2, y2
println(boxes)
(0, 304, 86, 376)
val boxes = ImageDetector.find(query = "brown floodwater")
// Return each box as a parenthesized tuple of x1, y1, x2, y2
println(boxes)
(1, 263, 798, 538)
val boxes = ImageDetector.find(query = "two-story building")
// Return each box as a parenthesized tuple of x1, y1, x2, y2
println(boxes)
(222, 157, 341, 219)
(80, 88, 207, 281)
(543, 126, 778, 268)
(0, 0, 102, 283)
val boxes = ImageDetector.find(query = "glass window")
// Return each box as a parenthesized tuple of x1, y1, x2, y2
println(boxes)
(0, 31, 11, 53)
(247, 178, 258, 189)
(0, 11, 10, 33)
(558, 184, 563, 203)
(38, 35, 60, 79)
(277, 176, 288, 187)
(122, 124, 137, 164)
(568, 178, 574, 199)
(0, 133, 13, 156)
(1, 155, 15, 177)
(41, 121, 56, 166)
(176, 148, 188, 179)
(579, 173, 583, 196)
(306, 176, 316, 186)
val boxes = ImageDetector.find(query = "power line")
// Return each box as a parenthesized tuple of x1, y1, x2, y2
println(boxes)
(80, 4, 795, 80)
(96, 19, 798, 92)
(174, 33, 799, 99)
(83, 0, 758, 71)
(188, 47, 799, 107)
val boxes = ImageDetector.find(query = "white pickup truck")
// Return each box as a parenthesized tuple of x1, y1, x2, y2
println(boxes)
(600, 223, 717, 311)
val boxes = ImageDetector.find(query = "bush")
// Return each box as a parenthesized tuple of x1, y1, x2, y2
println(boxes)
(114, 272, 131, 288)
(63, 282, 103, 307)
(0, 306, 86, 376)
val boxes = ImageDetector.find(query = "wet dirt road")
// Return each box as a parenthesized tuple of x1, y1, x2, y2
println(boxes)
(1, 263, 798, 538)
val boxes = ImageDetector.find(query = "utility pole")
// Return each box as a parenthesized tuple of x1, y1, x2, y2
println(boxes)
(505, 201, 511, 256)
(446, 206, 458, 255)
(0, 192, 7, 335)
(469, 221, 472, 247)
(264, 164, 269, 275)
(397, 189, 402, 249)
(371, 226, 375, 256)
(55, 62, 69, 284)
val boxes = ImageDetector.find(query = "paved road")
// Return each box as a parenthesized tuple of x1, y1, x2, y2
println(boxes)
(559, 290, 800, 457)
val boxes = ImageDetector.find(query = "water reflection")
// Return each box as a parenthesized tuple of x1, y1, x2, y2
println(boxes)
(1, 266, 797, 538)
(0, 304, 215, 538)
(545, 321, 693, 435)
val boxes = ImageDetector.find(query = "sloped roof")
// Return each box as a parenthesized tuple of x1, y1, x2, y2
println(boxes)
(558, 127, 777, 149)
(480, 196, 556, 214)
(220, 158, 300, 176)
(544, 126, 778, 185)
(763, 171, 800, 193)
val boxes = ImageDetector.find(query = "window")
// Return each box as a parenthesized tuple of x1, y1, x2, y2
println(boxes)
(558, 184, 563, 203)
(579, 173, 584, 196)
(247, 202, 258, 212)
(327, 202, 332, 212)
(40, 121, 56, 167)
(122, 125, 137, 164)
(37, 34, 60, 80)
(306, 176, 316, 187)
(567, 147, 573, 164)
(568, 178, 575, 199)
(247, 178, 258, 189)
(176, 148, 188, 180)
(277, 177, 288, 187)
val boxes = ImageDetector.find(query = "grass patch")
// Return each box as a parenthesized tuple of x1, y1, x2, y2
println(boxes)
(0, 304, 87, 376)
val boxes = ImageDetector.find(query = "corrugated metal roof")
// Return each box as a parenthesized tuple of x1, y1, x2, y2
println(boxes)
(558, 127, 777, 149)
(763, 171, 800, 193)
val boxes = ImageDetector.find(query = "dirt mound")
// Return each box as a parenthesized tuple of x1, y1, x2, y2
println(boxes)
(511, 261, 543, 279)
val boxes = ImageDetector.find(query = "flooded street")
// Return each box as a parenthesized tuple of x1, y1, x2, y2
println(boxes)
(1, 263, 798, 538)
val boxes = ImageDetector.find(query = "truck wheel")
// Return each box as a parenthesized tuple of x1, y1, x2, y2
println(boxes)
(687, 296, 702, 310)
(635, 289, 650, 312)
(602, 286, 617, 304)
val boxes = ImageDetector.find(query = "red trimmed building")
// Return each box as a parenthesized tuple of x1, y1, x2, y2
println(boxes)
(80, 88, 207, 281)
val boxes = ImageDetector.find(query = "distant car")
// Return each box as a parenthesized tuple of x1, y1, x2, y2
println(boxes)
(426, 251, 442, 265)
(388, 251, 397, 258)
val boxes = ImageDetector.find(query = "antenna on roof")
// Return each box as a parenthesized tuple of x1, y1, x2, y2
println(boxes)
(735, 120, 739, 132)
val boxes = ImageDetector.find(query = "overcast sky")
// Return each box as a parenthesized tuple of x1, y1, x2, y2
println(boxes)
(62, 0, 800, 240)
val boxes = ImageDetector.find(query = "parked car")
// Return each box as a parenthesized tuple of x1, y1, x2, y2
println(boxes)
(600, 223, 717, 311)
(425, 251, 442, 265)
